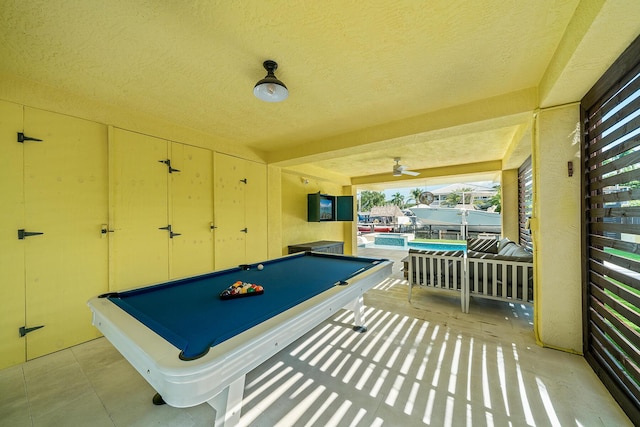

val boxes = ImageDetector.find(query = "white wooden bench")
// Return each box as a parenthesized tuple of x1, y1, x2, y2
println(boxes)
(407, 249, 467, 311)
(408, 246, 533, 313)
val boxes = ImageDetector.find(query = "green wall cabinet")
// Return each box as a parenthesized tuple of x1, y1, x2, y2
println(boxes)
(307, 193, 354, 222)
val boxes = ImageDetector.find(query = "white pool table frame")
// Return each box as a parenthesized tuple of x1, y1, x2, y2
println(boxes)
(88, 254, 392, 426)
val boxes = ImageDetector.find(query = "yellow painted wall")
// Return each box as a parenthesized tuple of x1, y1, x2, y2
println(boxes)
(267, 165, 283, 259)
(532, 104, 582, 353)
(280, 171, 349, 255)
(343, 185, 357, 255)
(0, 74, 264, 164)
(501, 169, 519, 241)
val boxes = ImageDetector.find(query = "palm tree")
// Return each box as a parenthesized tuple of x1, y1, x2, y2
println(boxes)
(360, 190, 386, 212)
(389, 192, 405, 208)
(488, 185, 502, 212)
(407, 188, 424, 206)
(444, 192, 461, 207)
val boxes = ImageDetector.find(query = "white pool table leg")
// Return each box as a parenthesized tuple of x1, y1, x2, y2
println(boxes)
(351, 295, 367, 332)
(207, 375, 246, 426)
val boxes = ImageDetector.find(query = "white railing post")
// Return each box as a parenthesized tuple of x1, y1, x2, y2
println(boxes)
(408, 254, 414, 301)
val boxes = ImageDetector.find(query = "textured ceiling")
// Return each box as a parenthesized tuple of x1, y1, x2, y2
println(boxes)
(1, 0, 634, 188)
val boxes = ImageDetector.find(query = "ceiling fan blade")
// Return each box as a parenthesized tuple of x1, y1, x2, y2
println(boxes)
(392, 159, 420, 176)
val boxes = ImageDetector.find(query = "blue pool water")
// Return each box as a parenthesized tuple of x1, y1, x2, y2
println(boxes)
(362, 234, 467, 251)
(364, 237, 466, 251)
(408, 242, 466, 251)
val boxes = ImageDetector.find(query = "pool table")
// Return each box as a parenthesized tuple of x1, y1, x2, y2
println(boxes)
(88, 251, 392, 426)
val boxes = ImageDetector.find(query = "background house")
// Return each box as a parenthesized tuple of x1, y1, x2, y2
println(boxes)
(427, 183, 497, 208)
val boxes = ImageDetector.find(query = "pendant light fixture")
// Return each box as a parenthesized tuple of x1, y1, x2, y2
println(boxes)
(253, 60, 288, 102)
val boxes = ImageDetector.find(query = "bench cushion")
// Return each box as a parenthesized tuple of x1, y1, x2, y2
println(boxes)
(467, 238, 499, 254)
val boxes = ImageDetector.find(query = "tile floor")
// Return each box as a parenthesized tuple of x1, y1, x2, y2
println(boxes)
(0, 247, 632, 426)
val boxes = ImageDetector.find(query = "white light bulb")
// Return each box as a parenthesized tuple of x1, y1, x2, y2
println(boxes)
(254, 82, 288, 102)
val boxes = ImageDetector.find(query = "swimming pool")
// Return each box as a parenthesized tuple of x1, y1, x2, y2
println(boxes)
(408, 241, 466, 251)
(361, 238, 466, 251)
(360, 233, 467, 251)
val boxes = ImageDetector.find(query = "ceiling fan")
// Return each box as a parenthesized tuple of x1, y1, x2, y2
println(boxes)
(392, 157, 420, 176)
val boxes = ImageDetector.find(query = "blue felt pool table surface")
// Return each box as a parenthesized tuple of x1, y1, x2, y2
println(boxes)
(101, 252, 386, 360)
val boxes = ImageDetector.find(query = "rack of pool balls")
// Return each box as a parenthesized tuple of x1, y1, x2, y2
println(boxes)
(219, 281, 264, 300)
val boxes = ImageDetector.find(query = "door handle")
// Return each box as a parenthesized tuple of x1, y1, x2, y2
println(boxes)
(240, 228, 248, 233)
(101, 224, 115, 235)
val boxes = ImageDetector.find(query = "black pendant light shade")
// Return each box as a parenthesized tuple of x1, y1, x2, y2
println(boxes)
(254, 60, 288, 102)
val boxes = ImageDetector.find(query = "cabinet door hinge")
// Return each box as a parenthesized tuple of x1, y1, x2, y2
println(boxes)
(17, 132, 43, 143)
(159, 224, 181, 238)
(19, 325, 44, 337)
(18, 229, 44, 239)
(158, 159, 180, 173)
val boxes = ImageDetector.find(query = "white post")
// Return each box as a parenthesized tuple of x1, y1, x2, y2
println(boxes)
(460, 209, 469, 241)
(462, 251, 470, 313)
